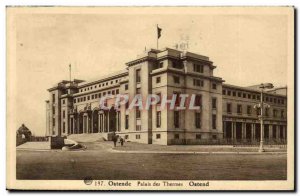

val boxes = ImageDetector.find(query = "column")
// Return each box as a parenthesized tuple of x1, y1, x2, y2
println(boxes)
(107, 112, 110, 132)
(233, 122, 236, 139)
(242, 123, 246, 139)
(116, 112, 119, 132)
(231, 122, 234, 140)
(251, 123, 255, 140)
(283, 125, 286, 139)
(276, 125, 280, 140)
(223, 121, 226, 139)
(98, 113, 101, 133)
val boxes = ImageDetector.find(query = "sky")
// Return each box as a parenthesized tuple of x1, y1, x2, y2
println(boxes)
(11, 7, 289, 136)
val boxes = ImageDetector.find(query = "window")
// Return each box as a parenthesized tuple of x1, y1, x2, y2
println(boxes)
(281, 110, 284, 118)
(227, 103, 232, 113)
(174, 92, 181, 106)
(125, 84, 128, 90)
(156, 134, 161, 139)
(237, 104, 242, 114)
(136, 88, 141, 95)
(156, 77, 161, 83)
(111, 81, 113, 84)
(84, 97, 86, 101)
(248, 94, 251, 99)
(125, 115, 129, 129)
(116, 89, 119, 94)
(63, 110, 65, 119)
(87, 96, 90, 100)
(172, 61, 182, 69)
(173, 76, 180, 84)
(136, 108, 141, 119)
(107, 91, 111, 95)
(265, 108, 269, 117)
(136, 69, 141, 83)
(195, 112, 201, 128)
(174, 134, 180, 139)
(158, 62, 164, 69)
(195, 95, 202, 107)
(212, 135, 217, 139)
(212, 83, 217, 90)
(252, 94, 256, 100)
(227, 90, 231, 96)
(257, 95, 260, 100)
(193, 79, 204, 87)
(63, 122, 65, 133)
(243, 93, 246, 98)
(247, 105, 252, 115)
(52, 94, 55, 103)
(103, 92, 106, 96)
(95, 94, 98, 99)
(270, 97, 273, 102)
(193, 64, 204, 73)
(92, 95, 94, 99)
(212, 114, 217, 129)
(233, 91, 236, 96)
(238, 92, 241, 97)
(196, 134, 201, 139)
(125, 135, 129, 139)
(98, 93, 101, 97)
(62, 99, 65, 104)
(52, 118, 55, 126)
(273, 109, 278, 117)
(222, 90, 226, 95)
(136, 134, 141, 139)
(74, 99, 76, 103)
(112, 90, 115, 95)
(157, 93, 161, 105)
(136, 125, 141, 131)
(174, 111, 180, 128)
(156, 111, 161, 128)
(52, 106, 55, 114)
(212, 98, 217, 109)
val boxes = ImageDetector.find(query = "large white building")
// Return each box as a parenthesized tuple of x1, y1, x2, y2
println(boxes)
(46, 48, 287, 145)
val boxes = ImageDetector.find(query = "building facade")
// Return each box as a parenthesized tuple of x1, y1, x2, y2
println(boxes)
(46, 48, 287, 145)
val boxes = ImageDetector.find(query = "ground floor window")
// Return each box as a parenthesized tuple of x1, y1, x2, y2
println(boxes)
(125, 115, 129, 129)
(125, 135, 129, 139)
(212, 114, 217, 129)
(156, 111, 161, 128)
(156, 134, 161, 139)
(174, 134, 180, 139)
(195, 112, 201, 128)
(174, 111, 180, 128)
(212, 134, 217, 139)
(136, 134, 141, 139)
(196, 134, 201, 139)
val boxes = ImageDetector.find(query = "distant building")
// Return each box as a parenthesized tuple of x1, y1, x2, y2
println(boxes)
(46, 48, 287, 145)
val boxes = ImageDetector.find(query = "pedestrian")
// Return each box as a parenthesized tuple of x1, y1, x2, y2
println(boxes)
(112, 135, 117, 147)
(120, 137, 124, 146)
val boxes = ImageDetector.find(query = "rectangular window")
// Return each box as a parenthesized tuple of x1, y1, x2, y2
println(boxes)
(136, 88, 141, 95)
(195, 112, 201, 128)
(233, 91, 236, 96)
(91, 95, 94, 99)
(194, 95, 202, 107)
(193, 64, 204, 73)
(156, 134, 161, 139)
(247, 105, 252, 115)
(212, 135, 217, 139)
(196, 134, 201, 139)
(63, 122, 65, 133)
(212, 83, 217, 90)
(52, 118, 55, 126)
(193, 79, 204, 87)
(238, 92, 241, 97)
(52, 106, 55, 114)
(212, 114, 217, 129)
(116, 89, 119, 94)
(112, 90, 115, 95)
(125, 135, 129, 139)
(212, 98, 217, 109)
(52, 94, 55, 103)
(173, 76, 180, 84)
(159, 62, 163, 68)
(156, 77, 161, 83)
(62, 99, 65, 104)
(237, 104, 242, 114)
(174, 92, 181, 106)
(87, 96, 90, 100)
(125, 115, 129, 129)
(227, 103, 232, 113)
(222, 90, 226, 95)
(265, 108, 269, 117)
(156, 111, 161, 128)
(273, 109, 278, 117)
(125, 84, 128, 90)
(136, 134, 141, 139)
(248, 94, 251, 99)
(95, 94, 98, 99)
(243, 93, 246, 98)
(136, 108, 141, 119)
(281, 110, 284, 118)
(63, 110, 65, 119)
(174, 134, 180, 139)
(157, 93, 161, 105)
(136, 69, 141, 83)
(74, 99, 76, 103)
(174, 111, 180, 128)
(227, 90, 231, 96)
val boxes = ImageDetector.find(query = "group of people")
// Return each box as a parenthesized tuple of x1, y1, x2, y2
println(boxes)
(112, 134, 125, 147)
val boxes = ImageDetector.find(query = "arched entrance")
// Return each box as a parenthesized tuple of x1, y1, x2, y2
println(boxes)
(92, 110, 99, 133)
(108, 107, 116, 132)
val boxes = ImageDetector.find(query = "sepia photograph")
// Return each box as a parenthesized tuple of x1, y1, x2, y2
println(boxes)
(6, 6, 294, 191)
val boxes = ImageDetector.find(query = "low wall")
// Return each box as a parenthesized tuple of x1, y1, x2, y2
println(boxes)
(49, 136, 66, 149)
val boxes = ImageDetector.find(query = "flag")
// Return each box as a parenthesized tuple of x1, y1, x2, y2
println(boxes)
(157, 25, 162, 39)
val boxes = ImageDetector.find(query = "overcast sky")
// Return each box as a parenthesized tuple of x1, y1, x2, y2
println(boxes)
(12, 7, 289, 136)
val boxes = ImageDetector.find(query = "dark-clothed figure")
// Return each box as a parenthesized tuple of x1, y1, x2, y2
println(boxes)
(120, 138, 124, 146)
(112, 135, 118, 147)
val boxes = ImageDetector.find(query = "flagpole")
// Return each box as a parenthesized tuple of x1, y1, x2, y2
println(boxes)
(69, 64, 72, 83)
(157, 24, 158, 50)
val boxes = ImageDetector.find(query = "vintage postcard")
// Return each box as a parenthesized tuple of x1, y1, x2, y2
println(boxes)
(6, 6, 294, 191)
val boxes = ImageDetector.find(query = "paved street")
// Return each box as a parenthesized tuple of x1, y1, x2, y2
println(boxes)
(16, 141, 287, 180)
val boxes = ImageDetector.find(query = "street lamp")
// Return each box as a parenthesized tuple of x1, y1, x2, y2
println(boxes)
(255, 83, 273, 153)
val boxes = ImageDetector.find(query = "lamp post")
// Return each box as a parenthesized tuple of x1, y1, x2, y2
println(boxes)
(257, 83, 274, 153)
